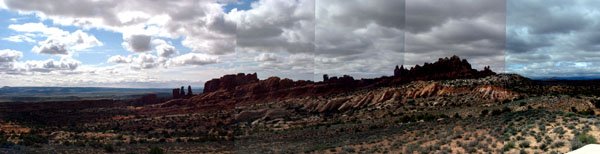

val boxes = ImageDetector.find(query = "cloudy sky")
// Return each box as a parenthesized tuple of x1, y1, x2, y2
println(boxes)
(0, 0, 597, 88)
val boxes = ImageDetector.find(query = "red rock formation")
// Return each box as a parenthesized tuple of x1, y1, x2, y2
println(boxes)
(393, 55, 495, 81)
(194, 56, 496, 104)
(154, 55, 498, 114)
(133, 93, 160, 106)
(172, 88, 181, 99)
(203, 73, 259, 93)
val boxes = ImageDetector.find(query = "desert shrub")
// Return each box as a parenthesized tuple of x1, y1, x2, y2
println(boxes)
(567, 123, 576, 130)
(103, 144, 115, 153)
(405, 143, 419, 153)
(342, 146, 355, 153)
(571, 107, 578, 113)
(420, 147, 432, 154)
(519, 149, 528, 154)
(20, 134, 48, 146)
(149, 146, 164, 154)
(578, 108, 594, 115)
(551, 141, 565, 148)
(516, 135, 525, 141)
(481, 109, 489, 116)
(553, 127, 565, 135)
(519, 140, 530, 148)
(453, 113, 461, 119)
(571, 133, 597, 150)
(535, 134, 542, 142)
(431, 143, 441, 151)
(0, 134, 13, 148)
(503, 141, 515, 151)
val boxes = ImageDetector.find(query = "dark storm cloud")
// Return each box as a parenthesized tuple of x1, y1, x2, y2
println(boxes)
(404, 0, 506, 71)
(508, 0, 588, 35)
(506, 0, 600, 77)
(405, 0, 505, 34)
(312, 0, 406, 79)
(316, 0, 405, 57)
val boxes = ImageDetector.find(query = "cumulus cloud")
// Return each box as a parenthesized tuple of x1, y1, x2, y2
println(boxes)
(8, 23, 103, 55)
(23, 57, 81, 72)
(7, 0, 600, 87)
(0, 49, 24, 74)
(8, 22, 68, 36)
(0, 0, 6, 9)
(107, 55, 130, 64)
(168, 53, 218, 66)
(153, 39, 177, 57)
(129, 53, 164, 69)
(3, 35, 36, 43)
(32, 39, 68, 55)
(107, 53, 165, 69)
(0, 49, 85, 75)
(254, 53, 278, 62)
(404, 0, 506, 72)
(505, 0, 600, 77)
(0, 49, 23, 62)
(310, 0, 405, 78)
(67, 30, 103, 50)
(5, 0, 237, 55)
(122, 34, 152, 53)
(229, 0, 315, 54)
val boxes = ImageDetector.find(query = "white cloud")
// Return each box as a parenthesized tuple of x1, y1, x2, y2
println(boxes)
(22, 57, 81, 72)
(0, 0, 6, 9)
(404, 0, 506, 72)
(3, 35, 35, 43)
(8, 22, 68, 36)
(153, 39, 177, 57)
(107, 55, 130, 64)
(122, 34, 152, 53)
(67, 30, 103, 51)
(0, 49, 22, 62)
(5, 0, 237, 55)
(32, 39, 68, 55)
(229, 0, 315, 54)
(9, 23, 103, 55)
(129, 53, 163, 69)
(254, 53, 278, 62)
(107, 53, 165, 70)
(0, 49, 86, 74)
(168, 53, 218, 66)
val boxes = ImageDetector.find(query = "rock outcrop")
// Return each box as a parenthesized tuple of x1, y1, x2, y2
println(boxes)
(152, 55, 502, 115)
(172, 88, 181, 99)
(204, 73, 259, 93)
(394, 55, 495, 81)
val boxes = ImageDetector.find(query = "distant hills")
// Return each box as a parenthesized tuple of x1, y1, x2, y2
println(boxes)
(0, 87, 195, 103)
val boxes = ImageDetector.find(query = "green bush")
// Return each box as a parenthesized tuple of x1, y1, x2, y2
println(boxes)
(571, 133, 597, 150)
(103, 144, 115, 153)
(551, 141, 565, 148)
(149, 146, 164, 154)
(519, 140, 530, 148)
(20, 134, 48, 146)
(503, 141, 515, 151)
